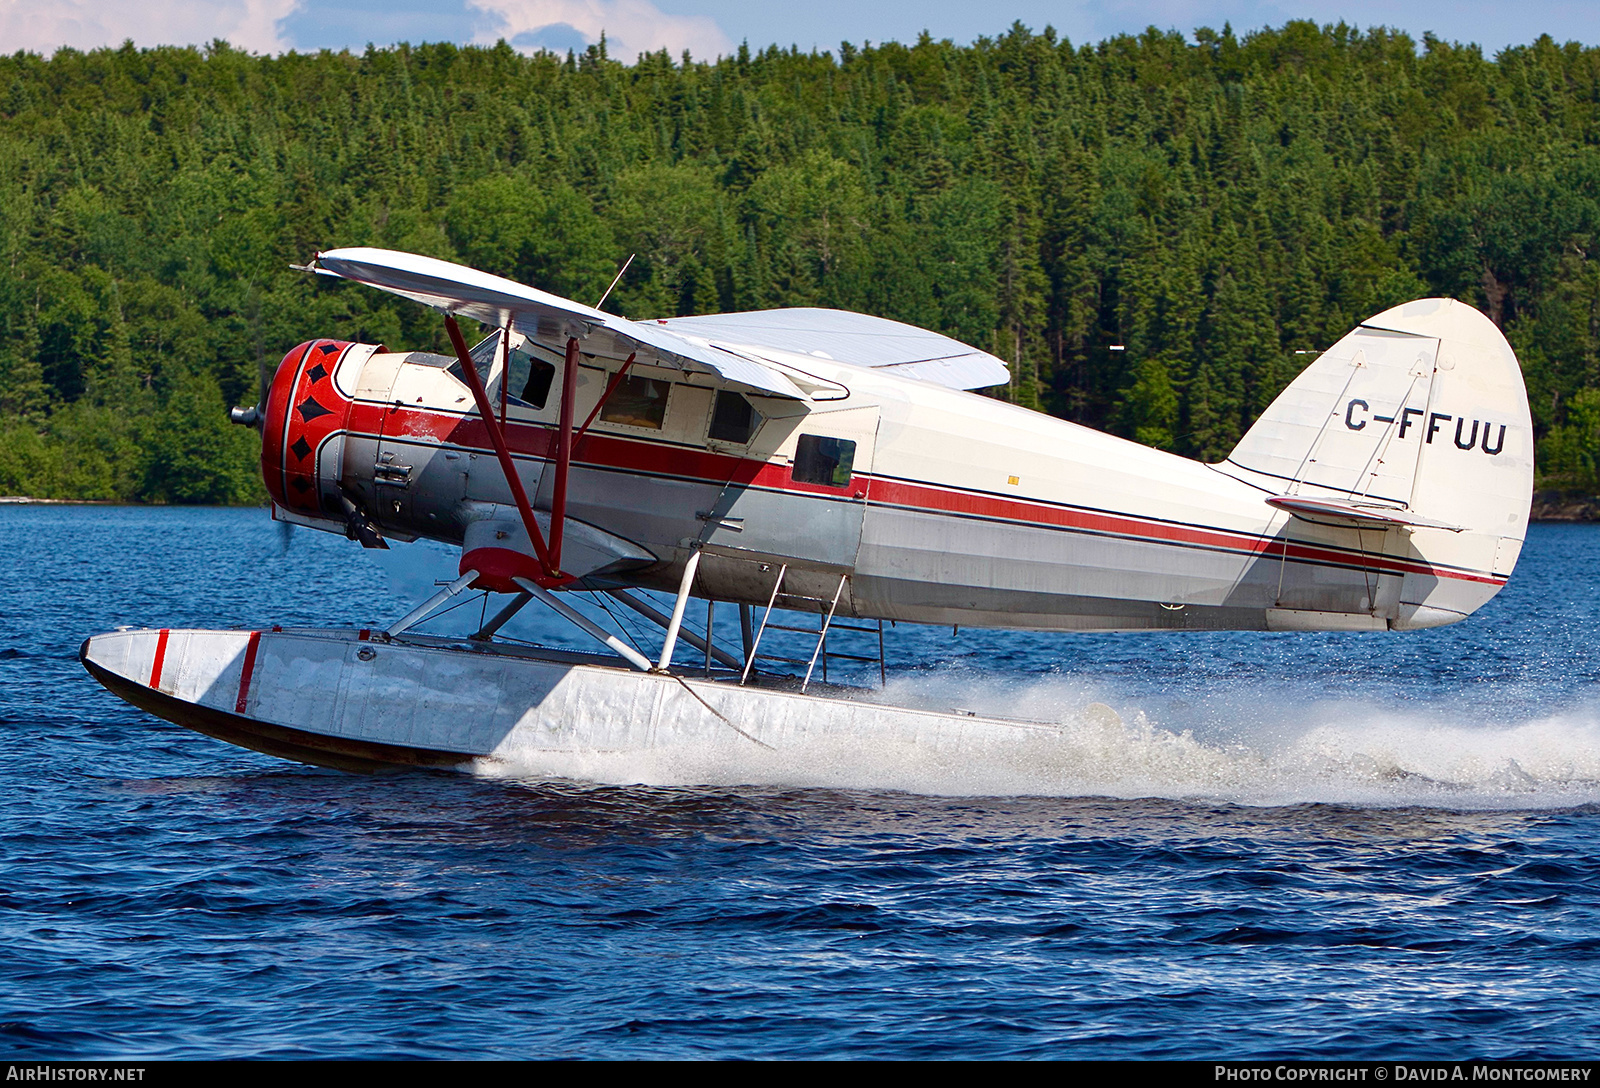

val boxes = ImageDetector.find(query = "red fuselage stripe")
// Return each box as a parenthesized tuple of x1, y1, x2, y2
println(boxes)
(235, 631, 262, 715)
(343, 403, 1508, 589)
(862, 477, 1507, 587)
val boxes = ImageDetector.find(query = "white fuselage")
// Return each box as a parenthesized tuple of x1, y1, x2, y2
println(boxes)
(269, 334, 1512, 633)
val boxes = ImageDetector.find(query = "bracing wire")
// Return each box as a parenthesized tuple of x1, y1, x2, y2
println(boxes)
(585, 589, 650, 656)
(409, 589, 488, 630)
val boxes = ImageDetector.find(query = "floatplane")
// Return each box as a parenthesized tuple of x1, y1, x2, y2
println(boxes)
(81, 248, 1533, 774)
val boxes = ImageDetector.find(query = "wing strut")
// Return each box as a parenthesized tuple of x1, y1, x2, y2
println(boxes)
(443, 315, 563, 583)
(549, 335, 580, 574)
(574, 352, 637, 451)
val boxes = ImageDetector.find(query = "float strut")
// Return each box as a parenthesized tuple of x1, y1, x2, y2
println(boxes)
(704, 599, 714, 677)
(388, 570, 481, 637)
(741, 564, 787, 685)
(512, 578, 653, 672)
(472, 591, 532, 641)
(656, 549, 703, 671)
(606, 588, 743, 671)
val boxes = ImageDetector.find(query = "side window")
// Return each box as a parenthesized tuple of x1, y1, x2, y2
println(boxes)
(447, 333, 557, 411)
(708, 391, 763, 444)
(504, 345, 555, 410)
(600, 375, 670, 429)
(792, 434, 856, 487)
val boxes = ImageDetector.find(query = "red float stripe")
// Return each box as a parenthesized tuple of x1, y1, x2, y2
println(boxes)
(149, 628, 170, 688)
(235, 631, 262, 715)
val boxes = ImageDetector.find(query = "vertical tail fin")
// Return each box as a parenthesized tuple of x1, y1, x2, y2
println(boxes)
(1218, 298, 1533, 626)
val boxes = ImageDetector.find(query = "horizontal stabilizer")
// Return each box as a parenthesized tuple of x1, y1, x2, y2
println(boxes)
(1265, 495, 1463, 532)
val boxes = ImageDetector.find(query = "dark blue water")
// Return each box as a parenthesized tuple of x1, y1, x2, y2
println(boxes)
(2, 506, 1598, 1058)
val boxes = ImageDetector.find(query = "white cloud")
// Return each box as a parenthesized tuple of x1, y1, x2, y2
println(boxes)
(467, 0, 733, 61)
(0, 0, 303, 55)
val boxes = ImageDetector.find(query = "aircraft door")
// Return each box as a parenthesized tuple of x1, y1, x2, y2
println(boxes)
(701, 404, 880, 574)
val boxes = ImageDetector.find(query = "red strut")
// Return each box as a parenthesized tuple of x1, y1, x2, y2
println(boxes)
(549, 336, 581, 574)
(573, 352, 637, 451)
(443, 315, 559, 579)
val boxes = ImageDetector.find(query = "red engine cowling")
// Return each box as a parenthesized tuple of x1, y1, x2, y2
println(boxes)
(260, 339, 360, 518)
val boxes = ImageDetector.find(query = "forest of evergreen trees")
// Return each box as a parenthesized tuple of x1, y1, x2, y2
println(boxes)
(4, 21, 1600, 502)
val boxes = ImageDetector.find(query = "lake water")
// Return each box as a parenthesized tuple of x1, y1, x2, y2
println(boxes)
(2, 506, 1598, 1058)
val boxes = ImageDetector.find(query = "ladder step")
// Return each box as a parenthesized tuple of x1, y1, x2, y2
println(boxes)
(822, 651, 880, 663)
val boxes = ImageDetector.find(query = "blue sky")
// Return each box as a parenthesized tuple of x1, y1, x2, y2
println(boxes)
(3, 0, 1598, 62)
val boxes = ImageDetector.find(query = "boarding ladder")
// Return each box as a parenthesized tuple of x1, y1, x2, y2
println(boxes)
(739, 566, 887, 692)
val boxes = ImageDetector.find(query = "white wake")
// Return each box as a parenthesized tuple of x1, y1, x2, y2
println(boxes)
(471, 669, 1600, 809)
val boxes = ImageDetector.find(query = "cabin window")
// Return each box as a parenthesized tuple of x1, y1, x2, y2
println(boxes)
(708, 391, 762, 444)
(447, 334, 555, 410)
(503, 345, 555, 409)
(792, 434, 856, 488)
(600, 374, 670, 429)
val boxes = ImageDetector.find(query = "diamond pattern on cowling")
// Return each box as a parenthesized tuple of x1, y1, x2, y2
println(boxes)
(297, 396, 332, 423)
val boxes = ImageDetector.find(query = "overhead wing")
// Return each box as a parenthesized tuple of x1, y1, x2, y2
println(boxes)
(654, 309, 1010, 391)
(309, 248, 819, 400)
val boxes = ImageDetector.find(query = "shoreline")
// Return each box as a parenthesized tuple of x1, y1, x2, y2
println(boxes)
(0, 496, 119, 505)
(1530, 491, 1600, 522)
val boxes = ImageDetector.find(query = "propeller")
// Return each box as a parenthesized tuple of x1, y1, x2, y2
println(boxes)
(233, 354, 294, 552)
(229, 355, 273, 429)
